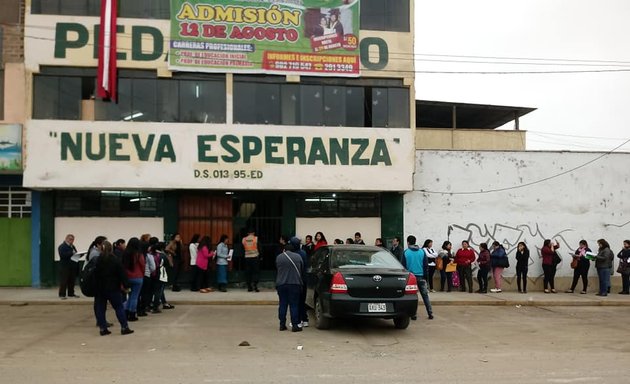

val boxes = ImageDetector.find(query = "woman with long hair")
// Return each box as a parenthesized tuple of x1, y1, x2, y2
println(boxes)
(476, 243, 490, 294)
(94, 241, 133, 336)
(566, 240, 591, 294)
(541, 239, 559, 293)
(595, 239, 614, 296)
(216, 234, 230, 292)
(515, 242, 529, 293)
(490, 241, 508, 293)
(617, 240, 630, 294)
(313, 231, 327, 251)
(438, 241, 454, 292)
(422, 239, 438, 292)
(87, 236, 107, 261)
(122, 237, 145, 321)
(165, 233, 183, 292)
(196, 236, 213, 293)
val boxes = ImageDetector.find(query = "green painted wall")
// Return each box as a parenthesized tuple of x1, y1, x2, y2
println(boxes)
(381, 193, 404, 246)
(0, 218, 32, 286)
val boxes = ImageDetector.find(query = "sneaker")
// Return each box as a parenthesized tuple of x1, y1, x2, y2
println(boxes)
(162, 303, 175, 309)
(289, 322, 303, 328)
(429, 289, 436, 293)
(490, 288, 498, 293)
(301, 321, 309, 328)
(565, 290, 574, 293)
(121, 327, 134, 335)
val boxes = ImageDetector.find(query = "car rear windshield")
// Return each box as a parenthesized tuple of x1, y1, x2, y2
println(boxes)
(331, 249, 403, 269)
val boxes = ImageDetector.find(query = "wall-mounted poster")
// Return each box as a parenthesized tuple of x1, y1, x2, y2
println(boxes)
(169, 0, 360, 76)
(0, 124, 22, 173)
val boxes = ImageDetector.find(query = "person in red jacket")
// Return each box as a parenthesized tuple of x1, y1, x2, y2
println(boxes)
(455, 240, 476, 293)
(541, 239, 560, 293)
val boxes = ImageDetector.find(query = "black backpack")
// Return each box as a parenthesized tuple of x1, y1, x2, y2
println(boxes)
(79, 258, 98, 297)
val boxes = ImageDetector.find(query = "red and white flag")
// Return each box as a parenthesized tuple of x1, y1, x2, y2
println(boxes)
(97, 0, 118, 101)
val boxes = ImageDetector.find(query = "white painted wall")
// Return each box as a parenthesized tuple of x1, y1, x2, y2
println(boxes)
(405, 150, 629, 280)
(54, 217, 164, 260)
(296, 217, 382, 246)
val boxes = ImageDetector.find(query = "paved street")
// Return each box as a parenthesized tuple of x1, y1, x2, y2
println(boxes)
(1, 304, 629, 384)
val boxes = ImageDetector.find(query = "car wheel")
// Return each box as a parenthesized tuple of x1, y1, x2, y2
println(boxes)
(393, 315, 410, 329)
(314, 296, 331, 330)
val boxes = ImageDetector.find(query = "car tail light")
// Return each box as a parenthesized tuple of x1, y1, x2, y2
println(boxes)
(405, 274, 418, 294)
(330, 272, 348, 294)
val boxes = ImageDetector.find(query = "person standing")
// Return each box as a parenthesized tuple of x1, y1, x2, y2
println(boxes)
(438, 241, 454, 292)
(165, 233, 183, 292)
(86, 236, 107, 262)
(617, 240, 630, 294)
(94, 241, 134, 336)
(541, 239, 560, 293)
(422, 239, 438, 292)
(375, 238, 385, 248)
(188, 234, 200, 292)
(595, 239, 614, 297)
(354, 232, 365, 245)
(490, 241, 508, 293)
(289, 237, 309, 328)
(566, 240, 591, 294)
(302, 235, 315, 257)
(390, 236, 404, 263)
(122, 237, 145, 321)
(476, 243, 490, 294)
(242, 229, 261, 292)
(216, 235, 230, 292)
(455, 240, 475, 293)
(515, 242, 530, 293)
(403, 235, 433, 320)
(196, 236, 213, 293)
(58, 234, 79, 299)
(275, 240, 304, 332)
(313, 231, 328, 251)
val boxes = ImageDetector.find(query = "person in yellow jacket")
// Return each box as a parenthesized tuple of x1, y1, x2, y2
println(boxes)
(242, 229, 261, 292)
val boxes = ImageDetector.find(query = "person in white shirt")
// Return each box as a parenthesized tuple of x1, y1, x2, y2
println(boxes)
(188, 234, 200, 291)
(422, 239, 438, 292)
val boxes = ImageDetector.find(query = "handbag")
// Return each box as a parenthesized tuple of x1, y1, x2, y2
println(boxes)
(497, 257, 510, 268)
(436, 256, 444, 271)
(570, 257, 578, 269)
(552, 251, 562, 266)
(445, 262, 457, 273)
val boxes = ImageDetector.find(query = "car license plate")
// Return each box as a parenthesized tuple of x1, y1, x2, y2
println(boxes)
(367, 303, 387, 313)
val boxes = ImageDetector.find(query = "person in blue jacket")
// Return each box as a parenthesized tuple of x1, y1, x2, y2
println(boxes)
(403, 235, 433, 320)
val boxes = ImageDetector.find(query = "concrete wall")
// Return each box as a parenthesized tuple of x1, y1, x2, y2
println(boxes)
(405, 150, 629, 290)
(416, 128, 527, 151)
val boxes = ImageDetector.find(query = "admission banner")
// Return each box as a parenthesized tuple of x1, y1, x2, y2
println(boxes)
(169, 0, 360, 76)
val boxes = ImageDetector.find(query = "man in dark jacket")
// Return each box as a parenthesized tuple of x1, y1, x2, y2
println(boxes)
(390, 236, 404, 263)
(58, 234, 79, 299)
(276, 240, 304, 332)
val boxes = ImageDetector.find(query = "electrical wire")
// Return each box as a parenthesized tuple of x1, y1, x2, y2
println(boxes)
(418, 138, 630, 195)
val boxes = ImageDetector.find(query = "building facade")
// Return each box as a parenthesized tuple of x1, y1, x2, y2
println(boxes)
(21, 0, 416, 286)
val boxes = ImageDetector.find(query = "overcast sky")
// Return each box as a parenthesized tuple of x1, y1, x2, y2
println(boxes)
(414, 0, 630, 152)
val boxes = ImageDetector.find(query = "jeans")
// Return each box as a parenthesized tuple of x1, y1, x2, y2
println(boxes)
(457, 265, 473, 292)
(542, 264, 556, 290)
(94, 290, 128, 330)
(216, 264, 228, 285)
(570, 262, 589, 292)
(597, 268, 610, 295)
(245, 258, 260, 288)
(125, 278, 143, 313)
(58, 263, 78, 297)
(277, 284, 301, 327)
(440, 270, 453, 292)
(492, 267, 504, 289)
(516, 266, 528, 292)
(417, 278, 433, 316)
(427, 265, 436, 290)
(477, 266, 489, 292)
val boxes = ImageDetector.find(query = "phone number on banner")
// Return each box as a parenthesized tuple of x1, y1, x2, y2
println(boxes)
(262, 52, 359, 75)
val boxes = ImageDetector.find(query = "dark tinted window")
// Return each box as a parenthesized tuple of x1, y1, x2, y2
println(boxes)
(297, 193, 381, 218)
(331, 248, 402, 269)
(361, 0, 410, 32)
(32, 0, 169, 18)
(33, 76, 82, 119)
(56, 190, 163, 217)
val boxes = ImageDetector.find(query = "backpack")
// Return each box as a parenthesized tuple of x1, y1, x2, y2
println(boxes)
(79, 258, 98, 297)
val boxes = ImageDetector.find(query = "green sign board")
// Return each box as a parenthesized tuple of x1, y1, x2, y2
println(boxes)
(169, 0, 360, 76)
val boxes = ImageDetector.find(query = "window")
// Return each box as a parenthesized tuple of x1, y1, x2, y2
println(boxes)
(296, 193, 381, 218)
(55, 190, 163, 217)
(32, 0, 170, 19)
(0, 187, 31, 218)
(361, 0, 410, 32)
(234, 76, 408, 128)
(0, 69, 4, 120)
(33, 68, 226, 123)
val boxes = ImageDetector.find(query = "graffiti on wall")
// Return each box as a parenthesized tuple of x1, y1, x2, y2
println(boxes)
(447, 223, 577, 284)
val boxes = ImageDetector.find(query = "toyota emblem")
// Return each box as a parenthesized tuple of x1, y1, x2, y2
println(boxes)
(373, 275, 383, 282)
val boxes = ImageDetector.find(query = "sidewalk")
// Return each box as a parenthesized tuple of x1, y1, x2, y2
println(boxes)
(2, 287, 630, 306)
